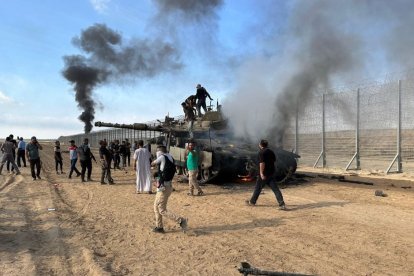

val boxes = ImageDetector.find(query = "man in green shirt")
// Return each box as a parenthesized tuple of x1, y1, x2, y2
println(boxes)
(186, 142, 204, 196)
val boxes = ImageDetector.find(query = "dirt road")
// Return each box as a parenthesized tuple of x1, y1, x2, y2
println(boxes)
(1, 143, 413, 275)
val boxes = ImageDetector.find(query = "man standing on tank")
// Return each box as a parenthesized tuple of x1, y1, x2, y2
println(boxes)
(195, 84, 213, 117)
(246, 139, 286, 210)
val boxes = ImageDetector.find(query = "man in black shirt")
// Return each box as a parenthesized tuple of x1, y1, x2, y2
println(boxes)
(246, 139, 286, 210)
(77, 138, 97, 182)
(195, 84, 213, 117)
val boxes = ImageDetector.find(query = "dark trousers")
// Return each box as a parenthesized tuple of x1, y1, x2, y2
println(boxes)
(113, 154, 120, 169)
(80, 159, 92, 180)
(55, 159, 63, 172)
(196, 101, 207, 116)
(250, 176, 285, 206)
(17, 149, 26, 167)
(69, 159, 81, 177)
(29, 158, 41, 178)
(125, 152, 131, 166)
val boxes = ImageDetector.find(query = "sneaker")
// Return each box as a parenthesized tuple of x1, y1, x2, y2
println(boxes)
(196, 190, 204, 196)
(56, 171, 60, 175)
(81, 179, 86, 183)
(32, 177, 36, 181)
(187, 191, 194, 196)
(278, 204, 287, 211)
(37, 175, 41, 180)
(179, 217, 188, 232)
(15, 172, 21, 175)
(100, 181, 106, 185)
(87, 178, 93, 182)
(76, 173, 81, 177)
(68, 175, 72, 179)
(245, 200, 255, 206)
(152, 227, 165, 233)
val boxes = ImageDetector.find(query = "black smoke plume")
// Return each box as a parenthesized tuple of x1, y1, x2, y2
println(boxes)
(152, 0, 223, 21)
(63, 23, 182, 133)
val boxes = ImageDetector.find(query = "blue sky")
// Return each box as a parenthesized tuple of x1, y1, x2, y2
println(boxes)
(0, 0, 289, 139)
(1, 0, 411, 141)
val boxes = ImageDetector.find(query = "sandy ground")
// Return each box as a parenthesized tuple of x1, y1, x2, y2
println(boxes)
(1, 143, 413, 276)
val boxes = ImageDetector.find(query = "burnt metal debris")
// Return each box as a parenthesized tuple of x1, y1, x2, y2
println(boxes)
(237, 262, 313, 276)
(94, 105, 300, 184)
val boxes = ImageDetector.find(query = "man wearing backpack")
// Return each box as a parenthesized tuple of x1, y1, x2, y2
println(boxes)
(151, 145, 188, 233)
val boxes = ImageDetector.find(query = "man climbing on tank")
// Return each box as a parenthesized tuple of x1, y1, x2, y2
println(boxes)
(195, 84, 213, 117)
(181, 100, 196, 139)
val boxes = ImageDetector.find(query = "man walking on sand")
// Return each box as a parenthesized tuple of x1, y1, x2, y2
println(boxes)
(151, 145, 187, 233)
(246, 139, 286, 210)
(25, 136, 42, 181)
(186, 141, 204, 196)
(0, 136, 21, 176)
(68, 140, 81, 179)
(133, 140, 152, 194)
(77, 138, 97, 182)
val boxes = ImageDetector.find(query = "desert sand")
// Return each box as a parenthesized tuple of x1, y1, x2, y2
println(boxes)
(1, 143, 413, 275)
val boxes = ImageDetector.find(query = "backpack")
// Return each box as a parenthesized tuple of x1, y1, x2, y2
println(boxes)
(160, 154, 176, 182)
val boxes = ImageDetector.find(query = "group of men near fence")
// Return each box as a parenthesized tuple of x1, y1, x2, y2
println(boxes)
(0, 83, 286, 234)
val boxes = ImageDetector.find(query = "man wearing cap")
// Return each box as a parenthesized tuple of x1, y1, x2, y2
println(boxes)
(0, 136, 21, 176)
(25, 136, 42, 180)
(68, 140, 81, 179)
(195, 84, 213, 117)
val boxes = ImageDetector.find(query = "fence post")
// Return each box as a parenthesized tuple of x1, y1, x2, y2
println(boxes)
(386, 80, 402, 173)
(346, 88, 361, 170)
(314, 93, 326, 168)
(295, 101, 299, 155)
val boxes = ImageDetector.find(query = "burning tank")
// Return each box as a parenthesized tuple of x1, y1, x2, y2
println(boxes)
(94, 106, 300, 184)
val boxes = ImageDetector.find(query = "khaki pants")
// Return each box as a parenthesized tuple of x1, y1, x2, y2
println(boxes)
(154, 184, 181, 228)
(188, 170, 202, 194)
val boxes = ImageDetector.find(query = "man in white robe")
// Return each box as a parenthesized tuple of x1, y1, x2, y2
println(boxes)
(133, 140, 152, 193)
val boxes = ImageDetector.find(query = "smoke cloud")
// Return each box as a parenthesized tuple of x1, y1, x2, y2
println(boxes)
(152, 0, 223, 21)
(63, 23, 182, 133)
(224, 0, 414, 146)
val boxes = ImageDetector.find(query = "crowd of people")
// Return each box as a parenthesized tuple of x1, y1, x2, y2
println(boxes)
(1, 85, 287, 234)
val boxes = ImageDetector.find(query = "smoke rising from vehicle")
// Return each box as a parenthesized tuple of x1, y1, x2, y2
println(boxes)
(224, 0, 414, 146)
(62, 23, 182, 133)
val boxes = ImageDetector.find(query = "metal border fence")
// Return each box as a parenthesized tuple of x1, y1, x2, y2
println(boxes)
(283, 78, 414, 173)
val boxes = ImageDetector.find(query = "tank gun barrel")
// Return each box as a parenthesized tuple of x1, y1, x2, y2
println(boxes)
(94, 121, 164, 131)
